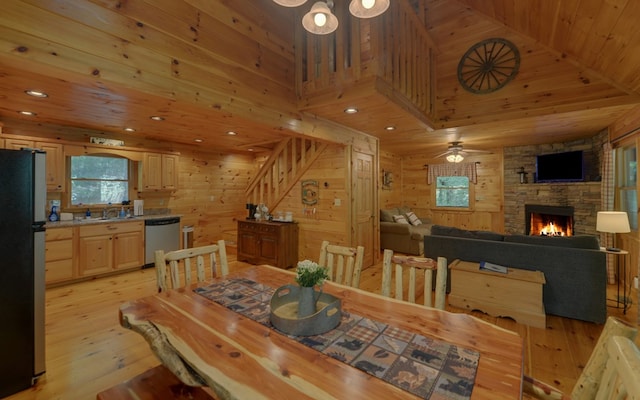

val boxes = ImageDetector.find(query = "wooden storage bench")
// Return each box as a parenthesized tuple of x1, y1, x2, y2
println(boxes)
(449, 259, 546, 328)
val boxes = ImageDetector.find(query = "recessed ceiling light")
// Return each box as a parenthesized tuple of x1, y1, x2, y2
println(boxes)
(150, 116, 165, 121)
(124, 127, 136, 132)
(194, 139, 203, 143)
(226, 131, 238, 136)
(385, 125, 396, 131)
(25, 90, 48, 98)
(248, 148, 254, 152)
(344, 107, 358, 114)
(19, 111, 37, 116)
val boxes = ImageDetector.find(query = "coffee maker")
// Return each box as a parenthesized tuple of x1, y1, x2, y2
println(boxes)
(246, 203, 257, 220)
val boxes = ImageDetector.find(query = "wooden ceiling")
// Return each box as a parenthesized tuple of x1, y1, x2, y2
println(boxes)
(0, 0, 639, 156)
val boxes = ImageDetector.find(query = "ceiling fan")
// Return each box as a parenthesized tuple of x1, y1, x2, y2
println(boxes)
(435, 141, 491, 163)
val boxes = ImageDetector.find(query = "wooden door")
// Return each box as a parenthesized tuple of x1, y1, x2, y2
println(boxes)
(141, 153, 162, 190)
(113, 231, 144, 270)
(161, 154, 178, 190)
(353, 151, 375, 267)
(36, 142, 65, 192)
(78, 235, 113, 276)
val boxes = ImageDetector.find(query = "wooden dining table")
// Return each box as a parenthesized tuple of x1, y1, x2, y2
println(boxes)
(119, 265, 524, 399)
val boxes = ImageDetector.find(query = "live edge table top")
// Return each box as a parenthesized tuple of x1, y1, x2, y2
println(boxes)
(119, 265, 524, 400)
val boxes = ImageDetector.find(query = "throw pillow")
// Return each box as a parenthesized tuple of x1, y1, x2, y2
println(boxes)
(380, 208, 397, 222)
(405, 211, 422, 226)
(392, 214, 410, 224)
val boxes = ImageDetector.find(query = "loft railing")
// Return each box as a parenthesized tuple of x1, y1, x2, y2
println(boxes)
(296, 0, 436, 120)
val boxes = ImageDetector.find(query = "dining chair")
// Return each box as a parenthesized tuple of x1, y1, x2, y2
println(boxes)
(318, 240, 364, 288)
(155, 240, 229, 292)
(523, 316, 638, 400)
(381, 249, 447, 310)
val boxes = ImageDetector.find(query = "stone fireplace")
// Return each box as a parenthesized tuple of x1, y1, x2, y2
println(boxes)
(525, 204, 574, 236)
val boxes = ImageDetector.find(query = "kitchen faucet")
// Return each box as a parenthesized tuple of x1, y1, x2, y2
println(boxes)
(102, 206, 117, 219)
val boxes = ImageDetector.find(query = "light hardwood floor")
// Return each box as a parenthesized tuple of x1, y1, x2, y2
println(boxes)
(5, 253, 639, 400)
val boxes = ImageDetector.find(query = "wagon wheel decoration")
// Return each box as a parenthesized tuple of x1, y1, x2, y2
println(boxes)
(457, 38, 520, 94)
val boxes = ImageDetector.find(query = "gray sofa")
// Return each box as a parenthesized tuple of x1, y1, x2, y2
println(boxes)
(380, 207, 432, 255)
(424, 225, 607, 324)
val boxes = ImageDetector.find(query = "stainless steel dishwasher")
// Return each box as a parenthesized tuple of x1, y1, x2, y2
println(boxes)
(144, 216, 181, 267)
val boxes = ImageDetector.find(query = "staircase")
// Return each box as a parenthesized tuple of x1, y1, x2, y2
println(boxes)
(245, 137, 328, 211)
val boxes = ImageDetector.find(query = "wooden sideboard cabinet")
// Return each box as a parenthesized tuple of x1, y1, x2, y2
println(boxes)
(237, 220, 298, 269)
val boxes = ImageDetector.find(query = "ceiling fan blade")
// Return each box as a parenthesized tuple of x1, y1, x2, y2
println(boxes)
(463, 149, 492, 154)
(434, 150, 451, 158)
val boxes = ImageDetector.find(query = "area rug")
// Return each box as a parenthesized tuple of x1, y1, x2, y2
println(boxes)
(195, 278, 480, 400)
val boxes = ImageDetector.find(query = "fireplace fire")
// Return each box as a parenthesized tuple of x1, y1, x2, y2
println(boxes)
(525, 205, 574, 236)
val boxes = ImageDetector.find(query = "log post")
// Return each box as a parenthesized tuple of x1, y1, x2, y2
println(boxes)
(570, 316, 637, 399)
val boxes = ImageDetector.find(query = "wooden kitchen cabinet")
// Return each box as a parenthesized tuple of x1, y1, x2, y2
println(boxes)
(45, 227, 74, 285)
(139, 152, 178, 191)
(5, 138, 65, 191)
(237, 220, 298, 269)
(78, 221, 144, 277)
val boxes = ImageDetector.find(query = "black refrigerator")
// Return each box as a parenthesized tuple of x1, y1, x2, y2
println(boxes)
(0, 149, 46, 397)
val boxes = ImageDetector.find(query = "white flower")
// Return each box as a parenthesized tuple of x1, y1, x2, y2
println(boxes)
(295, 260, 329, 287)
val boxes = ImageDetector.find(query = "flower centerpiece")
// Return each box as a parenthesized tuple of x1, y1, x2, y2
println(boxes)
(295, 260, 329, 318)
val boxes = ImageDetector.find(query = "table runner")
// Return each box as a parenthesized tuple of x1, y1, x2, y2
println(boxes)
(194, 278, 480, 400)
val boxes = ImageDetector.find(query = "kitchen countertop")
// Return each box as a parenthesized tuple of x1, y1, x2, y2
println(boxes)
(46, 214, 181, 228)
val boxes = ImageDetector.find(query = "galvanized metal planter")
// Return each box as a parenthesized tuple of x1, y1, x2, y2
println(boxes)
(270, 284, 341, 336)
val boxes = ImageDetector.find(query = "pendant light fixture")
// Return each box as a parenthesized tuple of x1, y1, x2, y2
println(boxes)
(349, 0, 390, 18)
(302, 1, 339, 35)
(273, 0, 307, 6)
(273, 0, 389, 35)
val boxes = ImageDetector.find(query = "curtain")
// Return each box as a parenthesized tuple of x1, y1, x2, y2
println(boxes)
(427, 162, 478, 184)
(601, 142, 616, 283)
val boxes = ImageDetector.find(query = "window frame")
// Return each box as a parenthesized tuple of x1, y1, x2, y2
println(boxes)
(431, 175, 475, 211)
(615, 144, 637, 231)
(64, 154, 137, 210)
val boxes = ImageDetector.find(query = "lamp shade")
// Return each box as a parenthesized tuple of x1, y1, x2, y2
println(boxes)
(596, 211, 631, 233)
(273, 0, 307, 6)
(446, 153, 464, 163)
(349, 0, 390, 18)
(302, 1, 339, 34)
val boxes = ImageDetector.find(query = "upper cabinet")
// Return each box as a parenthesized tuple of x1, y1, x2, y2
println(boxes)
(5, 138, 65, 192)
(139, 152, 178, 191)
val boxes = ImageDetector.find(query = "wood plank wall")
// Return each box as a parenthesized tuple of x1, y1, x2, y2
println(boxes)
(380, 150, 505, 232)
(1, 118, 359, 264)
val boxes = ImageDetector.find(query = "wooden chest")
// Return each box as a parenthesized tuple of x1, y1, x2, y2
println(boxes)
(449, 260, 546, 328)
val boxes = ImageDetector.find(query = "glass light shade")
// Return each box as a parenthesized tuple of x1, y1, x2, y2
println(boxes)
(302, 2, 338, 34)
(596, 211, 631, 233)
(349, 0, 390, 18)
(273, 0, 307, 6)
(446, 154, 464, 163)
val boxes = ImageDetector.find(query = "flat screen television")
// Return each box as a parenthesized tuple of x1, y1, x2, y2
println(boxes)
(535, 150, 584, 182)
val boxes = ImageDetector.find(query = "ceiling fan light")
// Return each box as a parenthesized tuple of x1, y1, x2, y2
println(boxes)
(349, 0, 390, 18)
(303, 2, 338, 34)
(272, 0, 307, 6)
(446, 154, 464, 163)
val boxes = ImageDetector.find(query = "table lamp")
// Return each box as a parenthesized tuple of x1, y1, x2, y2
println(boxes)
(596, 211, 630, 252)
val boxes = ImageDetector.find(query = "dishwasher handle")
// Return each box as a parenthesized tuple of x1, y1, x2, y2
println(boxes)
(144, 217, 181, 226)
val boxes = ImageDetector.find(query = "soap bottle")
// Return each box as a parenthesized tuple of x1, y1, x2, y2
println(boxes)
(85, 208, 91, 219)
(48, 206, 58, 222)
(119, 207, 126, 219)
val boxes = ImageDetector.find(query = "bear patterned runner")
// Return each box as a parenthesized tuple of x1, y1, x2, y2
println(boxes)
(194, 278, 480, 400)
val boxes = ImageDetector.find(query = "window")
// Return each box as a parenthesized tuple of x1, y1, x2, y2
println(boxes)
(617, 146, 637, 230)
(70, 155, 130, 205)
(435, 176, 470, 208)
